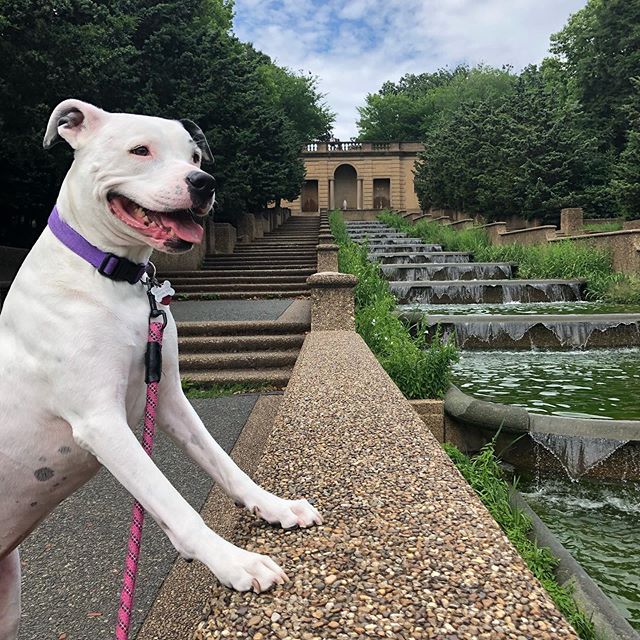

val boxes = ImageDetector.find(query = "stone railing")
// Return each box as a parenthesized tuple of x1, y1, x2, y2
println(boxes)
(304, 141, 424, 153)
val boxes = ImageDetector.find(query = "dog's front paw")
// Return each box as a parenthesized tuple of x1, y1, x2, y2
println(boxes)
(241, 492, 323, 529)
(206, 543, 288, 593)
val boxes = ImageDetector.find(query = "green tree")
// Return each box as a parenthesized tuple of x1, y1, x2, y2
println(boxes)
(612, 78, 640, 219)
(551, 0, 640, 151)
(0, 0, 331, 246)
(356, 65, 515, 141)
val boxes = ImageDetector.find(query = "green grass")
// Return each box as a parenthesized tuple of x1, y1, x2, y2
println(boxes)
(378, 211, 640, 305)
(583, 221, 623, 233)
(445, 441, 600, 640)
(330, 210, 458, 399)
(181, 379, 277, 398)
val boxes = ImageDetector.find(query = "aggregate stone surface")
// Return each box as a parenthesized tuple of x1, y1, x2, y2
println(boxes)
(171, 300, 295, 322)
(192, 331, 579, 640)
(18, 395, 259, 640)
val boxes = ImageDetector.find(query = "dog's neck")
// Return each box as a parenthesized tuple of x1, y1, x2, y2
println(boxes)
(56, 176, 153, 266)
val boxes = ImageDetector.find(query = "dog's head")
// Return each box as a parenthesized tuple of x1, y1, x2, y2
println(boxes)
(44, 99, 215, 253)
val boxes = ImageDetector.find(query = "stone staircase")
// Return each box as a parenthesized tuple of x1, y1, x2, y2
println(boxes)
(163, 216, 319, 300)
(176, 317, 309, 387)
(161, 215, 320, 388)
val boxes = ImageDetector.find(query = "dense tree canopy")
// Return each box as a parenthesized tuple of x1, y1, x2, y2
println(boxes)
(0, 0, 334, 247)
(358, 0, 640, 222)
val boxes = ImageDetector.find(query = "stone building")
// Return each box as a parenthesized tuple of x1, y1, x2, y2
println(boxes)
(283, 141, 424, 217)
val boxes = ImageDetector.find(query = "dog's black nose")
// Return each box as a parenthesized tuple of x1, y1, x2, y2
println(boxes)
(186, 171, 215, 196)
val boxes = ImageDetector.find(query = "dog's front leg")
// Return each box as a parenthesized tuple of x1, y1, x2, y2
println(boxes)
(71, 414, 287, 592)
(157, 381, 322, 530)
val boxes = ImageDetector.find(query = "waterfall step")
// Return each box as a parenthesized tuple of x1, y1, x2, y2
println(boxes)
(370, 252, 472, 264)
(380, 262, 515, 281)
(389, 279, 586, 304)
(367, 244, 444, 254)
(407, 313, 640, 349)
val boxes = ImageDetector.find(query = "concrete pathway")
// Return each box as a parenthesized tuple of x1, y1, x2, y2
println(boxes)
(18, 395, 261, 640)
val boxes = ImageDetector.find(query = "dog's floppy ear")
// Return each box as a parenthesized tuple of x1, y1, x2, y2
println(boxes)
(179, 118, 213, 163)
(43, 99, 105, 150)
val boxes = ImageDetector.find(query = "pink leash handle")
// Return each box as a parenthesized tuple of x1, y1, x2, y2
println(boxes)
(116, 320, 164, 640)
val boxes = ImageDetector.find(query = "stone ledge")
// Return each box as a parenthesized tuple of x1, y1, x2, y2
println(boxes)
(306, 272, 358, 288)
(192, 331, 578, 639)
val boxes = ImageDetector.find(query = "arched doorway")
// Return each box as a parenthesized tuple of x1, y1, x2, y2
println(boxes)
(334, 164, 357, 209)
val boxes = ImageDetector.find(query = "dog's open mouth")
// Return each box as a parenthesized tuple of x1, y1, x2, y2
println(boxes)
(108, 194, 204, 244)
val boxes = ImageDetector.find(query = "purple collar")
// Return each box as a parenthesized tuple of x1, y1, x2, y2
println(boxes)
(47, 206, 148, 284)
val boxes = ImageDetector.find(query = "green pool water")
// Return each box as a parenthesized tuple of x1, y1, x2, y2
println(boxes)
(521, 476, 640, 630)
(452, 348, 640, 420)
(399, 301, 640, 316)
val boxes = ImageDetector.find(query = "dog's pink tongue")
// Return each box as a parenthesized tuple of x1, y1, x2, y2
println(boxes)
(158, 214, 204, 244)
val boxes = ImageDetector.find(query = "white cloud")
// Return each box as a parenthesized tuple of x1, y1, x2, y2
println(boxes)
(234, 0, 588, 139)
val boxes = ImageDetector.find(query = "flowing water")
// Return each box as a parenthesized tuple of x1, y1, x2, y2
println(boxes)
(452, 348, 640, 420)
(400, 301, 640, 316)
(520, 475, 640, 630)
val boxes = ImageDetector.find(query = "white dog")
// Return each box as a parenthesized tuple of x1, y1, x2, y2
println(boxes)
(0, 99, 322, 640)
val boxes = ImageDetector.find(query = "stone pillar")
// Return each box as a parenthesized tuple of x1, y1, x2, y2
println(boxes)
(237, 213, 257, 244)
(261, 213, 270, 234)
(307, 272, 357, 331)
(317, 244, 339, 272)
(560, 208, 584, 236)
(357, 179, 363, 210)
(205, 217, 215, 253)
(329, 179, 335, 210)
(214, 223, 237, 254)
(484, 222, 508, 245)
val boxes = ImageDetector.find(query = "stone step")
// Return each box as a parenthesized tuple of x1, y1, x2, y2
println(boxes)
(176, 290, 310, 300)
(178, 333, 305, 353)
(389, 279, 586, 304)
(177, 319, 309, 336)
(231, 249, 318, 255)
(180, 349, 299, 371)
(174, 282, 308, 292)
(181, 368, 292, 387)
(161, 268, 315, 278)
(203, 256, 317, 264)
(380, 262, 516, 281)
(170, 275, 311, 285)
(369, 252, 472, 264)
(409, 313, 640, 350)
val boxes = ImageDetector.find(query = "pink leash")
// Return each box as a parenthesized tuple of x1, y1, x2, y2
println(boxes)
(116, 278, 169, 640)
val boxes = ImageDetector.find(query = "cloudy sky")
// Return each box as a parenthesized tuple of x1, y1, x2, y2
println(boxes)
(233, 0, 588, 140)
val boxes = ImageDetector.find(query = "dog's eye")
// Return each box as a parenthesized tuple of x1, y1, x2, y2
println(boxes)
(130, 146, 150, 157)
(192, 152, 201, 163)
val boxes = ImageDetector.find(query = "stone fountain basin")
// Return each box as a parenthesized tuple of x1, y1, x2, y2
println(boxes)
(367, 243, 443, 253)
(404, 313, 640, 349)
(381, 262, 516, 281)
(369, 251, 472, 264)
(390, 278, 586, 304)
(443, 385, 640, 481)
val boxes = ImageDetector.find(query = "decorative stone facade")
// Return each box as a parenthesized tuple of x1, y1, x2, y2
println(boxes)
(284, 141, 424, 215)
